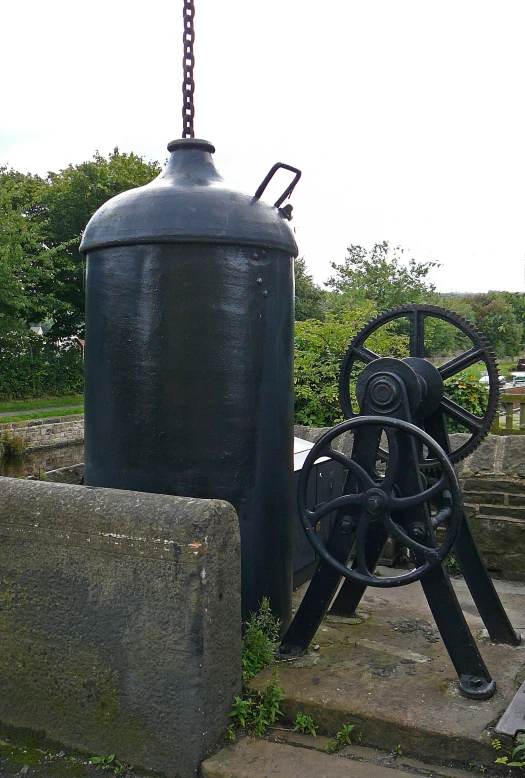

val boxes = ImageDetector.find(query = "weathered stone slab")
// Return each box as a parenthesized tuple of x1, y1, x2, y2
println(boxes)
(0, 477, 241, 778)
(502, 435, 525, 477)
(294, 425, 331, 443)
(458, 433, 499, 474)
(202, 737, 418, 778)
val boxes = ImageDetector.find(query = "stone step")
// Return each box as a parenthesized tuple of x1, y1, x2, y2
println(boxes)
(248, 575, 525, 769)
(201, 736, 476, 778)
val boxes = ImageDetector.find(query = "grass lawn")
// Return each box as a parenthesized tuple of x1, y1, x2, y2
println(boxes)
(499, 359, 519, 381)
(451, 359, 518, 383)
(0, 408, 84, 424)
(0, 395, 84, 413)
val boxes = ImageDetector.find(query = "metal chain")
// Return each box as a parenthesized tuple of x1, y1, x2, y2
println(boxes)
(182, 0, 196, 138)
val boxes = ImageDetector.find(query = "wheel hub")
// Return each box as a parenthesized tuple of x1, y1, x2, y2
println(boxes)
(363, 487, 388, 516)
(368, 375, 402, 412)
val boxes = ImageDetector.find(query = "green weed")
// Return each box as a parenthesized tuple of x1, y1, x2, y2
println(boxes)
(337, 724, 358, 746)
(493, 732, 525, 769)
(444, 553, 461, 575)
(223, 724, 237, 742)
(293, 713, 318, 737)
(229, 601, 285, 739)
(90, 754, 130, 775)
(229, 681, 285, 737)
(1, 434, 26, 458)
(242, 597, 281, 682)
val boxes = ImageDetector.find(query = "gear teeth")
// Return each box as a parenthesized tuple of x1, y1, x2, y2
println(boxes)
(338, 303, 500, 465)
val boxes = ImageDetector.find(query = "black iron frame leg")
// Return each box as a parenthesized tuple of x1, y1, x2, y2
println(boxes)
(330, 523, 388, 616)
(419, 560, 496, 699)
(454, 513, 521, 645)
(279, 556, 345, 657)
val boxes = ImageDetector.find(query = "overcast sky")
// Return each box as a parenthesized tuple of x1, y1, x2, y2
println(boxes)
(2, 0, 525, 294)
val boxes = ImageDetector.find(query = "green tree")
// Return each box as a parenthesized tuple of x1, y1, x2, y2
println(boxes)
(38, 148, 161, 337)
(1, 149, 161, 340)
(326, 242, 438, 314)
(467, 293, 523, 357)
(294, 256, 325, 321)
(0, 169, 52, 335)
(502, 292, 525, 349)
(294, 303, 408, 426)
(439, 294, 477, 326)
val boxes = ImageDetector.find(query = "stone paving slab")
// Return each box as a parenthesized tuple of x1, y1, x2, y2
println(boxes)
(267, 731, 478, 776)
(201, 737, 478, 778)
(250, 572, 525, 768)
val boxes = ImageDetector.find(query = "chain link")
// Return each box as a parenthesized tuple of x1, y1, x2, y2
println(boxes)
(182, 0, 196, 138)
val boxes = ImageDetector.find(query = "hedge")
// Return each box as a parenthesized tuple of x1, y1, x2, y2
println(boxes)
(0, 331, 84, 400)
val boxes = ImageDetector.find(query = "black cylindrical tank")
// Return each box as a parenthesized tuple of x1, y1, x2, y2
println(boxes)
(80, 139, 299, 627)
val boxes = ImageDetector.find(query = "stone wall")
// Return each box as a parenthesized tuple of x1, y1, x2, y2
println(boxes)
(294, 426, 525, 582)
(0, 477, 241, 778)
(37, 428, 525, 579)
(0, 414, 84, 450)
(455, 435, 525, 581)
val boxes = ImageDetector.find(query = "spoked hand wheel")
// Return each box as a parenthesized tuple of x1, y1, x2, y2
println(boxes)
(298, 416, 463, 587)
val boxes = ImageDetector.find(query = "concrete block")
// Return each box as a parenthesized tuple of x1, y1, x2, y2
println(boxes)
(0, 477, 241, 778)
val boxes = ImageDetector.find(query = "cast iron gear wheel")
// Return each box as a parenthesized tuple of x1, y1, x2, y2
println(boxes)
(338, 304, 500, 464)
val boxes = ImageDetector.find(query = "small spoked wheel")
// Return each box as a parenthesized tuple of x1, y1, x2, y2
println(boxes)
(298, 416, 463, 587)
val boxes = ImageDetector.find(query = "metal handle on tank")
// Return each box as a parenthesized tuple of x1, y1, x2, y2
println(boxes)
(253, 163, 302, 208)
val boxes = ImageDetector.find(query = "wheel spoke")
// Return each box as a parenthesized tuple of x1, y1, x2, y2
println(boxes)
(381, 514, 435, 555)
(354, 346, 380, 364)
(308, 493, 362, 523)
(438, 348, 485, 380)
(325, 447, 377, 489)
(390, 475, 447, 510)
(440, 397, 484, 432)
(409, 310, 425, 358)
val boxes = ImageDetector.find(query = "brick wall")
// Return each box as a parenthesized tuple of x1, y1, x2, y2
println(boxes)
(0, 414, 84, 451)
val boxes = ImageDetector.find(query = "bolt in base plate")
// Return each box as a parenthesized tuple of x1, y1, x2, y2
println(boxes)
(459, 674, 496, 700)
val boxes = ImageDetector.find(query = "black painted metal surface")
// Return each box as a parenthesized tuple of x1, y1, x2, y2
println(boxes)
(81, 139, 299, 627)
(81, 139, 299, 254)
(292, 439, 344, 589)
(281, 318, 520, 697)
